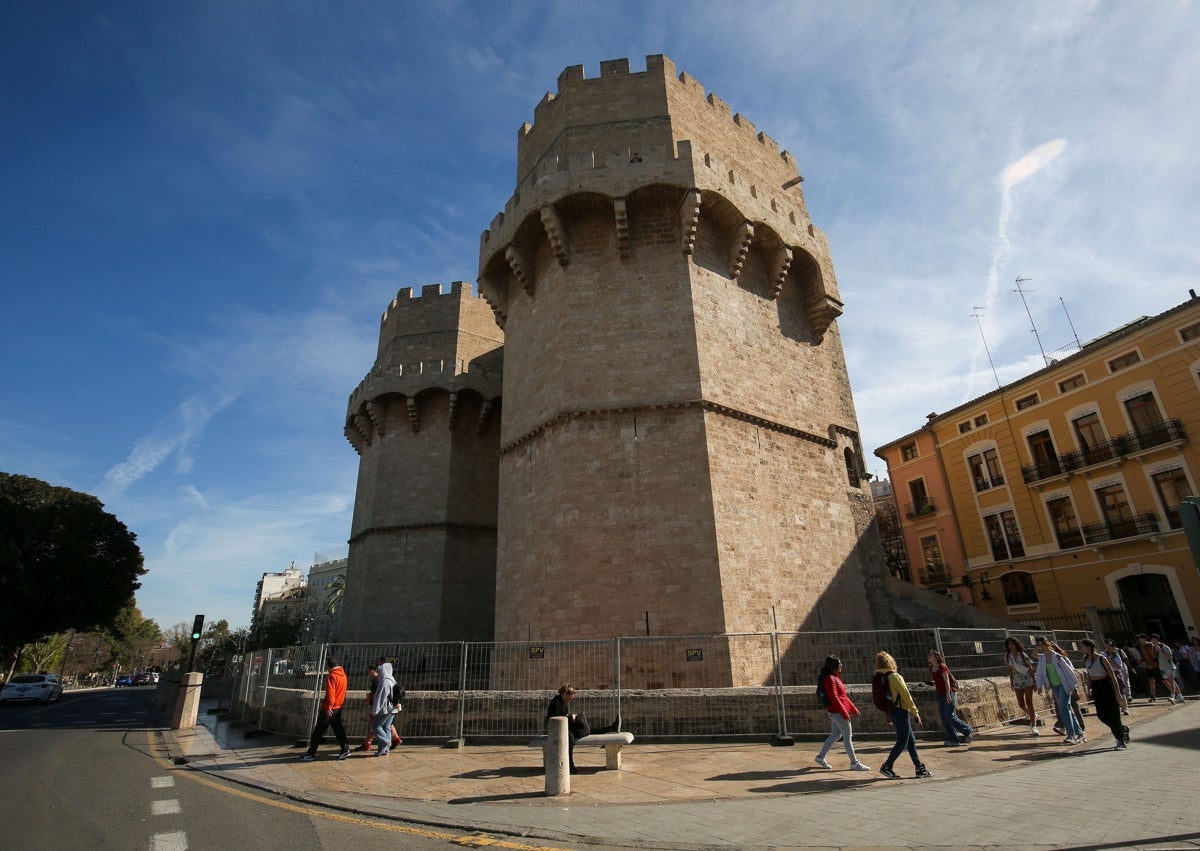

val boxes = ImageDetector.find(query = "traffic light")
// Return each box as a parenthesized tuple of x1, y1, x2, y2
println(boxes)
(191, 614, 205, 641)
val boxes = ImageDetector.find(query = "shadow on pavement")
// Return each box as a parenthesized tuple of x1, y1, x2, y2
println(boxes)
(453, 766, 544, 780)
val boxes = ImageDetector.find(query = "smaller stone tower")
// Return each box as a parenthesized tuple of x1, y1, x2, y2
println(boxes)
(338, 282, 503, 643)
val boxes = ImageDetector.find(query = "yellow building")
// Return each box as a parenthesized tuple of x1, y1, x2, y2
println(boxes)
(877, 295, 1200, 641)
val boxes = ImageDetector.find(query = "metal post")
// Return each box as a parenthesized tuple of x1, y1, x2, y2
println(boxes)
(771, 631, 792, 744)
(934, 627, 945, 659)
(456, 642, 468, 743)
(613, 638, 621, 729)
(304, 644, 329, 741)
(257, 649, 273, 732)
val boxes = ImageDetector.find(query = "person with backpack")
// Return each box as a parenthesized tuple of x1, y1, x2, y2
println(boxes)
(873, 651, 931, 780)
(813, 656, 870, 772)
(355, 663, 403, 752)
(370, 660, 401, 756)
(1081, 639, 1128, 750)
(926, 650, 974, 746)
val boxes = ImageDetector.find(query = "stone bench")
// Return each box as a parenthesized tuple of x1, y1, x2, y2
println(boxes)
(529, 731, 635, 769)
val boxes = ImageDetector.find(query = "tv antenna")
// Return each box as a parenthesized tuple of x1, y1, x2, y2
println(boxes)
(971, 307, 1002, 390)
(1059, 296, 1082, 350)
(1013, 276, 1049, 365)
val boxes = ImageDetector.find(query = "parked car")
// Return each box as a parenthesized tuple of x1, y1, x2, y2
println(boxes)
(114, 675, 135, 687)
(0, 673, 64, 705)
(132, 672, 151, 686)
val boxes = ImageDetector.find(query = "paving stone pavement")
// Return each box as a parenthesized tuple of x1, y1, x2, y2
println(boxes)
(163, 699, 1200, 849)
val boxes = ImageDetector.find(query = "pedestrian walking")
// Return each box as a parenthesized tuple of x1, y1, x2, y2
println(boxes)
(299, 657, 351, 761)
(355, 663, 403, 752)
(1150, 636, 1185, 703)
(1102, 639, 1132, 714)
(1004, 636, 1041, 734)
(927, 650, 973, 746)
(873, 651, 931, 779)
(1034, 636, 1085, 744)
(371, 660, 400, 756)
(1081, 639, 1128, 750)
(813, 656, 870, 771)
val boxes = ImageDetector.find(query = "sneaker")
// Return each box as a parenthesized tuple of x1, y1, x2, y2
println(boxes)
(944, 741, 960, 747)
(850, 762, 871, 771)
(1114, 740, 1127, 751)
(814, 756, 831, 769)
(375, 747, 389, 757)
(1053, 726, 1065, 735)
(879, 765, 899, 779)
(299, 754, 316, 761)
(337, 750, 352, 760)
(1175, 695, 1185, 704)
(1122, 725, 1130, 740)
(1149, 696, 1157, 703)
(1030, 727, 1040, 737)
(915, 766, 933, 778)
(392, 737, 403, 747)
(964, 731, 975, 744)
(1064, 736, 1079, 744)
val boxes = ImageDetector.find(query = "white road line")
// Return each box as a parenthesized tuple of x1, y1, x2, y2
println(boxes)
(150, 831, 188, 850)
(150, 776, 175, 789)
(151, 799, 181, 815)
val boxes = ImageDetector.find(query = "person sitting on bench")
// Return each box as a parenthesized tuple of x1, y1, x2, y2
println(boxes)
(545, 683, 619, 773)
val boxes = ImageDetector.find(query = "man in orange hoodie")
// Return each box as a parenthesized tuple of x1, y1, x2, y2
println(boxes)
(299, 657, 350, 761)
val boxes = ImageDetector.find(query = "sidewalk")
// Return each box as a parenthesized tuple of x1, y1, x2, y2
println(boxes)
(164, 699, 1200, 849)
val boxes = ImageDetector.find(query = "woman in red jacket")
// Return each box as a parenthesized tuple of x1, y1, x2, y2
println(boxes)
(814, 656, 870, 771)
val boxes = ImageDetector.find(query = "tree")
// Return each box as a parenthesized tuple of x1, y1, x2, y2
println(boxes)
(875, 499, 911, 581)
(0, 473, 145, 670)
(105, 601, 162, 672)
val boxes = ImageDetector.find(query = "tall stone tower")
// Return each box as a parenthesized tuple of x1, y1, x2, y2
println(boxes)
(339, 282, 503, 643)
(477, 56, 891, 650)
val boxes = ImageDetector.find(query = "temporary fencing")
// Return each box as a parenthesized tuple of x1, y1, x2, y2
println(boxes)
(229, 626, 1095, 743)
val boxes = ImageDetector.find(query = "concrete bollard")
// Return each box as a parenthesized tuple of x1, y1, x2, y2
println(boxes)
(170, 672, 204, 730)
(544, 716, 570, 796)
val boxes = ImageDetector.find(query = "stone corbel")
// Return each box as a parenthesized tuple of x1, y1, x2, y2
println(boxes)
(344, 423, 364, 455)
(365, 400, 385, 436)
(806, 294, 844, 344)
(678, 189, 701, 255)
(447, 392, 458, 430)
(613, 197, 631, 260)
(540, 204, 569, 266)
(729, 221, 754, 279)
(406, 397, 420, 433)
(505, 245, 536, 296)
(768, 246, 793, 300)
(352, 414, 373, 447)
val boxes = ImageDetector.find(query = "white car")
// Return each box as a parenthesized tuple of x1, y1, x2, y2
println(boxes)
(0, 673, 64, 705)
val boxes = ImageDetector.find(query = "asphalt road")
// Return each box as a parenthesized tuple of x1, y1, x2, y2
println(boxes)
(0, 688, 607, 851)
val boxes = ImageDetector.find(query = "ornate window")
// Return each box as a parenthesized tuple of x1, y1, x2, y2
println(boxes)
(984, 510, 1024, 560)
(1046, 496, 1083, 548)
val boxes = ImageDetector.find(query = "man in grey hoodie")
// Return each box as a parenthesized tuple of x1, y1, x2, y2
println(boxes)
(371, 660, 399, 756)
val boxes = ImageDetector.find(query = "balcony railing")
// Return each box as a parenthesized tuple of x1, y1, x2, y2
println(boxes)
(905, 499, 936, 519)
(917, 564, 949, 585)
(1022, 419, 1186, 484)
(1080, 511, 1160, 545)
(973, 475, 1006, 492)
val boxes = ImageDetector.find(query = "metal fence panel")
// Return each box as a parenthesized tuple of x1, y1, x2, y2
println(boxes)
(935, 628, 1010, 679)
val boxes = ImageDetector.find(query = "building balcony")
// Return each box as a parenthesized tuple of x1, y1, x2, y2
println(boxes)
(1022, 419, 1186, 484)
(905, 499, 936, 519)
(972, 475, 1006, 492)
(1080, 511, 1160, 545)
(917, 564, 950, 586)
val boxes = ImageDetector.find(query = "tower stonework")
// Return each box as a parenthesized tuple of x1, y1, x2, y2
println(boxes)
(476, 56, 892, 656)
(339, 282, 503, 643)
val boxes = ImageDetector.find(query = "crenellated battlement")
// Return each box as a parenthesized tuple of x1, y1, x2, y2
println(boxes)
(479, 139, 819, 270)
(379, 280, 480, 325)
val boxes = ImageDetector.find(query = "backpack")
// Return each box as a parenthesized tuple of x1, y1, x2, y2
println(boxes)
(390, 684, 405, 705)
(816, 672, 829, 709)
(871, 671, 895, 713)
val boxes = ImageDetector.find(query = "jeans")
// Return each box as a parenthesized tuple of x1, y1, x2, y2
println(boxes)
(883, 708, 923, 769)
(1051, 684, 1083, 739)
(372, 711, 397, 750)
(935, 692, 973, 744)
(816, 712, 858, 763)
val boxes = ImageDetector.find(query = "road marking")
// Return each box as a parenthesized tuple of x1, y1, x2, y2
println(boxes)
(150, 831, 188, 850)
(151, 799, 181, 815)
(151, 776, 175, 788)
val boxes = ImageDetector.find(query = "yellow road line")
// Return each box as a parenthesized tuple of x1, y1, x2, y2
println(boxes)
(146, 731, 569, 851)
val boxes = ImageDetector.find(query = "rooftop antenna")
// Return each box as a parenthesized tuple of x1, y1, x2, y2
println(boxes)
(1059, 296, 1082, 350)
(1013, 276, 1049, 365)
(972, 307, 1003, 390)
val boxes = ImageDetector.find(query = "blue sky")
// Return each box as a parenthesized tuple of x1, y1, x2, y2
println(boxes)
(2, 2, 1197, 634)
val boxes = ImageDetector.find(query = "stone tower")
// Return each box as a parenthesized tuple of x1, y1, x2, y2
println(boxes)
(477, 56, 891, 652)
(339, 282, 503, 643)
